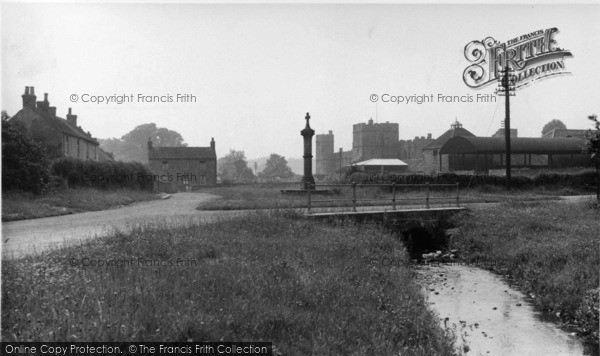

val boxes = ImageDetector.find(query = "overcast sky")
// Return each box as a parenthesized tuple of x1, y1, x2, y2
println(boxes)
(2, 3, 599, 159)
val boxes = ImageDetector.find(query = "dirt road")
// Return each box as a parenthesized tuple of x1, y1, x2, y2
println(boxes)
(1, 193, 241, 259)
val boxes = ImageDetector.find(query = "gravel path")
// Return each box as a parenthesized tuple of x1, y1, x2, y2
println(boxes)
(1, 193, 242, 259)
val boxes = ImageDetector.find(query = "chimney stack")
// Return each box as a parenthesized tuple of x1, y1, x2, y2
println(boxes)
(48, 107, 57, 117)
(210, 137, 215, 152)
(427, 133, 432, 139)
(22, 86, 37, 109)
(66, 108, 78, 127)
(36, 93, 50, 113)
(328, 130, 333, 135)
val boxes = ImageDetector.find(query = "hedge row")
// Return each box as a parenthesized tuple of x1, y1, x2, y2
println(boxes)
(343, 171, 598, 189)
(51, 157, 154, 190)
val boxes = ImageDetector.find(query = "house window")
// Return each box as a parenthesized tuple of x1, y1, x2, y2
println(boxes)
(86, 143, 89, 159)
(433, 149, 438, 157)
(162, 161, 169, 170)
(77, 139, 80, 157)
(199, 160, 206, 171)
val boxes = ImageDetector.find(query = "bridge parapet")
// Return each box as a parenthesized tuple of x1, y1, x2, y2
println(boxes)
(304, 183, 461, 215)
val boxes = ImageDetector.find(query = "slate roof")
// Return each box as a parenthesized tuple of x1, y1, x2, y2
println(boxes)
(148, 146, 216, 160)
(439, 136, 587, 154)
(423, 126, 475, 150)
(542, 128, 589, 138)
(354, 158, 408, 166)
(16, 106, 98, 143)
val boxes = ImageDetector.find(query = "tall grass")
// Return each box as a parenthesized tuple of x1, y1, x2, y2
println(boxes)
(2, 212, 456, 355)
(2, 188, 160, 222)
(450, 199, 599, 344)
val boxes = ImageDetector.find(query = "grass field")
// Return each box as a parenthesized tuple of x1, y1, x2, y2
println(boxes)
(195, 183, 576, 211)
(450, 199, 600, 344)
(2, 188, 160, 222)
(1, 211, 456, 355)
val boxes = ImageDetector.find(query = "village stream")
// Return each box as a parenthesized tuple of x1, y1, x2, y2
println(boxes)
(415, 264, 598, 356)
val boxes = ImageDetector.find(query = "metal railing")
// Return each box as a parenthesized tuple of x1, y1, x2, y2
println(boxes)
(306, 183, 460, 214)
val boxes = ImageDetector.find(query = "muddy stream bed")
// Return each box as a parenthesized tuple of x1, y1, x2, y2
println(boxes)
(414, 263, 598, 356)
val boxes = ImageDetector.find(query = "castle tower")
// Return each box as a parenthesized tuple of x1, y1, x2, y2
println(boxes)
(352, 119, 399, 162)
(316, 130, 335, 175)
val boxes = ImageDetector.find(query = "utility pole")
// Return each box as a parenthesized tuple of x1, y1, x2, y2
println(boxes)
(339, 147, 343, 182)
(498, 65, 515, 190)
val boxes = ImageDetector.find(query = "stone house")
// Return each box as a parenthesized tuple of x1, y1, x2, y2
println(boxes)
(10, 86, 112, 161)
(147, 138, 217, 190)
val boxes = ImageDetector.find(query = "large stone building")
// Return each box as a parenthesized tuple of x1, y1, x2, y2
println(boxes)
(147, 138, 217, 190)
(351, 119, 399, 162)
(10, 86, 112, 161)
(398, 134, 433, 160)
(316, 117, 591, 176)
(316, 118, 433, 176)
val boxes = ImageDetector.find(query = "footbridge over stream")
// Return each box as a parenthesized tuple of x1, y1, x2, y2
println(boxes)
(300, 183, 467, 222)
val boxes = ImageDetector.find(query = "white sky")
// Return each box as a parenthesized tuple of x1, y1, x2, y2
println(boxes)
(2, 2, 599, 159)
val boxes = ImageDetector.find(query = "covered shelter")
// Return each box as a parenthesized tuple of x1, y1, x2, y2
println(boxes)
(438, 136, 591, 172)
(350, 158, 409, 173)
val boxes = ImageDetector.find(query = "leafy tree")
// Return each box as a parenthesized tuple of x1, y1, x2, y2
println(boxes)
(583, 114, 599, 201)
(541, 119, 567, 136)
(98, 123, 186, 163)
(2, 111, 50, 194)
(217, 150, 255, 183)
(258, 154, 294, 181)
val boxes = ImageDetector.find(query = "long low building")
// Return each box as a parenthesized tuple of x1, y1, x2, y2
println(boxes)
(350, 158, 409, 173)
(437, 136, 590, 172)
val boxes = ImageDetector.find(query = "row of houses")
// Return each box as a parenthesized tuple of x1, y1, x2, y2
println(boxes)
(10, 86, 218, 190)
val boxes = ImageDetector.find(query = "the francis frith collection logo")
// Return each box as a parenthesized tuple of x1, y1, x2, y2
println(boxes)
(463, 27, 572, 89)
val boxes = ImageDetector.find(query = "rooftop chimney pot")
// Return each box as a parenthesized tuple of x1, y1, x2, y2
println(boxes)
(22, 86, 37, 109)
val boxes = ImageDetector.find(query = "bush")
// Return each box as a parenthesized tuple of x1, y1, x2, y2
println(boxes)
(343, 170, 596, 190)
(50, 157, 154, 190)
(1, 118, 50, 195)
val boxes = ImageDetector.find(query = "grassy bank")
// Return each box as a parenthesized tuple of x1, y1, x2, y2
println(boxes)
(2, 212, 456, 355)
(196, 184, 573, 211)
(2, 188, 160, 222)
(450, 199, 599, 344)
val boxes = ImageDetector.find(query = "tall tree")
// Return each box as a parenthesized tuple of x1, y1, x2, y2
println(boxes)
(2, 111, 50, 194)
(98, 123, 186, 163)
(541, 119, 567, 136)
(583, 114, 599, 201)
(259, 154, 294, 181)
(217, 150, 255, 183)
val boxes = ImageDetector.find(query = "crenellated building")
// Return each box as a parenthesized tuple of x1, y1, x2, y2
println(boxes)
(316, 117, 591, 176)
(316, 118, 432, 175)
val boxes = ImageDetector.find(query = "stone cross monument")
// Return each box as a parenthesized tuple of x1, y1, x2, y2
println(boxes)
(300, 112, 316, 190)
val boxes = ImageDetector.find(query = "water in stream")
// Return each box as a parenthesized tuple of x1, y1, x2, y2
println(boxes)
(415, 264, 597, 356)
